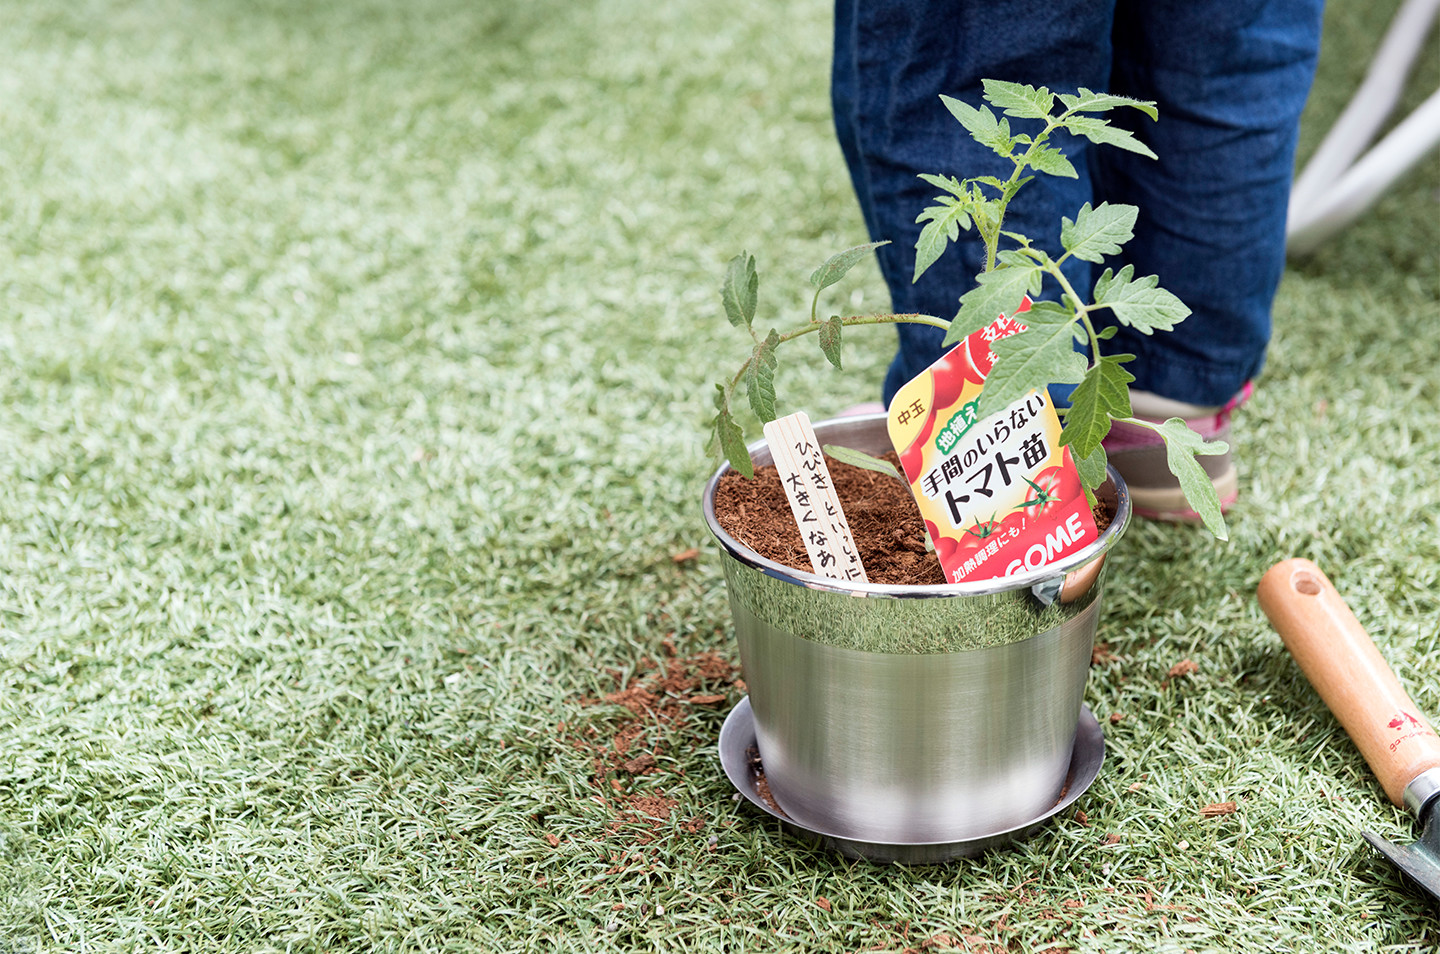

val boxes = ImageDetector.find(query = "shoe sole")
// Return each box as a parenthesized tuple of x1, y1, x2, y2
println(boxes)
(1128, 464, 1239, 523)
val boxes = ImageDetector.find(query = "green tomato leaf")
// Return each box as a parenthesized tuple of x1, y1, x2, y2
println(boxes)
(1062, 115, 1158, 160)
(1073, 442, 1109, 497)
(809, 241, 889, 292)
(821, 444, 903, 483)
(975, 301, 1088, 419)
(917, 172, 968, 198)
(1000, 176, 1034, 203)
(981, 79, 1055, 120)
(914, 197, 972, 282)
(1024, 144, 1078, 179)
(940, 95, 1013, 157)
(945, 264, 1043, 347)
(1092, 265, 1119, 301)
(1060, 354, 1135, 461)
(1093, 264, 1191, 334)
(999, 244, 1055, 270)
(1058, 87, 1159, 121)
(1060, 202, 1137, 264)
(1152, 418, 1229, 540)
(819, 317, 843, 370)
(722, 252, 758, 329)
(711, 385, 753, 479)
(745, 329, 780, 422)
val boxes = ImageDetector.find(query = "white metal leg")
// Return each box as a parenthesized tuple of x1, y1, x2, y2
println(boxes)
(1286, 0, 1440, 256)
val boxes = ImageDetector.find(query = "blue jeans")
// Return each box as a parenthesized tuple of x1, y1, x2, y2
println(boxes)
(833, 0, 1325, 407)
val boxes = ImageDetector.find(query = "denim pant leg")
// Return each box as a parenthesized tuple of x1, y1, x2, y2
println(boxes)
(832, 0, 1115, 405)
(1095, 0, 1325, 405)
(834, 0, 1323, 407)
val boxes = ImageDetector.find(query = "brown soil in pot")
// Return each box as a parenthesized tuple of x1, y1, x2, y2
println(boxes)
(712, 451, 1112, 587)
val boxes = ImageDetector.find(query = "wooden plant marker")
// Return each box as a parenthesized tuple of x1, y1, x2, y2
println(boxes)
(762, 411, 868, 584)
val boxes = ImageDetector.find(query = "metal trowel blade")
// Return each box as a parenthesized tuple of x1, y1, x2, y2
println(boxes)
(1363, 805, 1440, 905)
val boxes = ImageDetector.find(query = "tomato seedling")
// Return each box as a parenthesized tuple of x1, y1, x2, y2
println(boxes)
(710, 80, 1230, 539)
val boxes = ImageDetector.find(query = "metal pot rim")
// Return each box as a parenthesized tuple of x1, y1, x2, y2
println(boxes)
(703, 412, 1131, 600)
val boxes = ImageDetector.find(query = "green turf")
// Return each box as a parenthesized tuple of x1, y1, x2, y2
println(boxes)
(1, 0, 1437, 951)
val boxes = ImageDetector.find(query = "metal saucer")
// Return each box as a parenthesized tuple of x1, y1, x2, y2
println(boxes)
(718, 696, 1105, 864)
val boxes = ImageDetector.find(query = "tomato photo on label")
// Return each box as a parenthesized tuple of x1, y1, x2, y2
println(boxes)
(964, 513, 1004, 541)
(951, 513, 1002, 560)
(1019, 465, 1070, 521)
(927, 519, 959, 566)
(930, 345, 985, 411)
(940, 510, 1034, 583)
(899, 426, 932, 481)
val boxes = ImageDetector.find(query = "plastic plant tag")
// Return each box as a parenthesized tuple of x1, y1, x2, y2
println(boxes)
(763, 411, 869, 583)
(887, 301, 1096, 584)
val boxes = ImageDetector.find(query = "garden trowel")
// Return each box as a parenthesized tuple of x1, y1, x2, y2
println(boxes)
(1259, 558, 1440, 905)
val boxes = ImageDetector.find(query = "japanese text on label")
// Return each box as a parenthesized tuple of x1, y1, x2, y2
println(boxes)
(919, 392, 1049, 528)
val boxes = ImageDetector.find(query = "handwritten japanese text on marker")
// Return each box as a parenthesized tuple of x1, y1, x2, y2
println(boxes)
(763, 411, 869, 584)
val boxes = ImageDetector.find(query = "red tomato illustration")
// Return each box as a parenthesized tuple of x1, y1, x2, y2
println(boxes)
(1020, 465, 1072, 521)
(930, 345, 984, 411)
(926, 519, 958, 566)
(899, 440, 927, 482)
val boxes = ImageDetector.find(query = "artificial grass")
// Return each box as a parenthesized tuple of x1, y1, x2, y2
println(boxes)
(0, 0, 1437, 951)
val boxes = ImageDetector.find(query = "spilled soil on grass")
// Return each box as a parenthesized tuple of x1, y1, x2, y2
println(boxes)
(563, 639, 742, 843)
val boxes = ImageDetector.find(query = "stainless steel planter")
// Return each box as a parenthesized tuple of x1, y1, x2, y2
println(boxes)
(703, 413, 1130, 845)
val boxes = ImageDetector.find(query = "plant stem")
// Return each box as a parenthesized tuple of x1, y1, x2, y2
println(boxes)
(980, 117, 1064, 273)
(981, 102, 1096, 273)
(816, 312, 951, 336)
(1040, 258, 1104, 368)
(776, 311, 949, 351)
(727, 312, 949, 398)
(1111, 416, 1160, 434)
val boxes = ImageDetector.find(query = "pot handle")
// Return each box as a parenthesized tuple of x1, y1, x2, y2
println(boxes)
(1258, 558, 1440, 809)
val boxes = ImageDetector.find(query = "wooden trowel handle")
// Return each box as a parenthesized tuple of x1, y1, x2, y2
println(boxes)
(1258, 558, 1440, 808)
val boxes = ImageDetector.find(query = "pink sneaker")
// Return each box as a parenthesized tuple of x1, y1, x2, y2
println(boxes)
(1102, 383, 1252, 523)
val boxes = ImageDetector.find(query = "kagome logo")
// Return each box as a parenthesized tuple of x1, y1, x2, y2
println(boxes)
(1389, 712, 1423, 731)
(1386, 711, 1433, 752)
